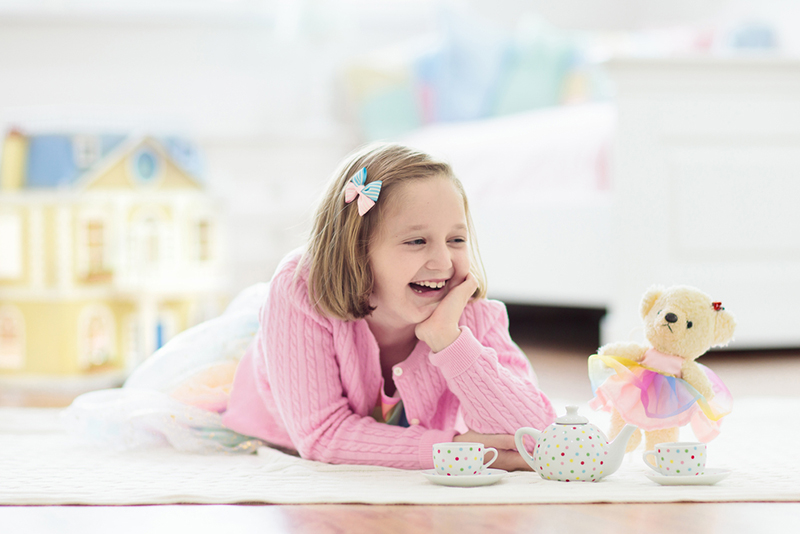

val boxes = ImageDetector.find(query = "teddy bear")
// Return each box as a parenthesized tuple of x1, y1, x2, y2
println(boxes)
(588, 285, 736, 454)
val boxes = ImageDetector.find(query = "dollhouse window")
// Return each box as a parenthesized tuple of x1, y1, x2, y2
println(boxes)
(0, 212, 22, 280)
(73, 135, 100, 170)
(131, 147, 162, 184)
(130, 207, 169, 274)
(0, 305, 25, 370)
(77, 304, 116, 369)
(156, 310, 177, 350)
(87, 221, 104, 272)
(77, 213, 111, 282)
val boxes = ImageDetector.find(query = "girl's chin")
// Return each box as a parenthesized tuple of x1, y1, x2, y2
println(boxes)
(415, 307, 436, 322)
(398, 303, 438, 328)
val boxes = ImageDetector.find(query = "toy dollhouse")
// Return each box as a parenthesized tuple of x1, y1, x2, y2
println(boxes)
(0, 129, 227, 383)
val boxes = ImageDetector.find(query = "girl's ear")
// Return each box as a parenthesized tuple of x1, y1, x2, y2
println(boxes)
(640, 285, 664, 318)
(713, 309, 736, 347)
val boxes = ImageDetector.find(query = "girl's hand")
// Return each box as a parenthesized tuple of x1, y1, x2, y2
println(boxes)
(453, 430, 533, 472)
(415, 273, 479, 352)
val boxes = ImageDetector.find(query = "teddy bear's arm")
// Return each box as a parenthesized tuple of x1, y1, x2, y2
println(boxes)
(681, 360, 715, 400)
(597, 341, 648, 362)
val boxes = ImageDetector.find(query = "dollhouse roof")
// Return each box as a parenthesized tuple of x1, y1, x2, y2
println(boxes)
(23, 133, 204, 189)
(26, 134, 126, 188)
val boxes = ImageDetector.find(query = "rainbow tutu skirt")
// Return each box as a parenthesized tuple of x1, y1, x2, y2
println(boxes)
(588, 354, 732, 442)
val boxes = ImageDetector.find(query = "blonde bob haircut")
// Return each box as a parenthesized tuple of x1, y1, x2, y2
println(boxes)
(304, 142, 487, 321)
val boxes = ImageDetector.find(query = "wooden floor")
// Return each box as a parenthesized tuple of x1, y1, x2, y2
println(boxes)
(2, 314, 799, 533)
(3, 502, 799, 534)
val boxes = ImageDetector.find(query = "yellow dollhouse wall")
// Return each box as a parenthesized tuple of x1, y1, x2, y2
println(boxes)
(84, 159, 131, 189)
(158, 159, 202, 191)
(3, 301, 132, 375)
(0, 132, 224, 380)
(85, 140, 201, 192)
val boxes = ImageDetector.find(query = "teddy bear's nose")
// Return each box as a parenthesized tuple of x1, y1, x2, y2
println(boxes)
(665, 313, 678, 323)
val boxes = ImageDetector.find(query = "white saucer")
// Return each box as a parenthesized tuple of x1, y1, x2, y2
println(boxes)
(645, 467, 731, 486)
(422, 468, 507, 487)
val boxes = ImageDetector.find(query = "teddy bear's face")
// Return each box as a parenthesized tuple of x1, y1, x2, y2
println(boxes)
(641, 286, 736, 360)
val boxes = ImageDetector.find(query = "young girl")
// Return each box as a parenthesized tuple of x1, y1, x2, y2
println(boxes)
(65, 143, 555, 471)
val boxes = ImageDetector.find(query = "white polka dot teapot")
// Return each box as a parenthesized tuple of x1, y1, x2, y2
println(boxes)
(515, 405, 637, 482)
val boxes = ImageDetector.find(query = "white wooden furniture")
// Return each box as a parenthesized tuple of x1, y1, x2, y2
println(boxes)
(603, 57, 800, 349)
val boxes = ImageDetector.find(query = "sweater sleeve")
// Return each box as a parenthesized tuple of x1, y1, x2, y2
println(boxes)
(262, 268, 455, 470)
(428, 300, 557, 433)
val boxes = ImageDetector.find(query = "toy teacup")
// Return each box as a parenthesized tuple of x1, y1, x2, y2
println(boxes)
(433, 442, 498, 476)
(643, 442, 707, 476)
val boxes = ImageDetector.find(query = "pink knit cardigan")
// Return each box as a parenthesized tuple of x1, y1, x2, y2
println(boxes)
(222, 252, 556, 469)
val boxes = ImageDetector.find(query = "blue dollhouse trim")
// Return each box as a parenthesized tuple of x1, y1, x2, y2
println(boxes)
(22, 133, 203, 189)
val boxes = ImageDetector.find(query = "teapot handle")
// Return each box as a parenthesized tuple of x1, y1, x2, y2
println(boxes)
(514, 427, 539, 471)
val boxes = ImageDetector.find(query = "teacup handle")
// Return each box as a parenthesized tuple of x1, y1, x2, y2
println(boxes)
(642, 450, 660, 473)
(483, 447, 498, 469)
(514, 428, 538, 470)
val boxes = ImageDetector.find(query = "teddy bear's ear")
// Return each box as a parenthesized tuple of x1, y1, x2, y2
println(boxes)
(713, 308, 737, 347)
(640, 285, 664, 318)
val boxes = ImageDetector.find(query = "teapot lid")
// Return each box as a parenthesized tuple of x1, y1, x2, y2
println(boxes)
(556, 405, 589, 425)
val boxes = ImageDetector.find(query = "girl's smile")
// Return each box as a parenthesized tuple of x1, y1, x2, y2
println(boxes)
(367, 175, 470, 331)
(409, 278, 448, 295)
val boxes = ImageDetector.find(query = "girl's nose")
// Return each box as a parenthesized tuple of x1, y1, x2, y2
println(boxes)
(426, 242, 452, 271)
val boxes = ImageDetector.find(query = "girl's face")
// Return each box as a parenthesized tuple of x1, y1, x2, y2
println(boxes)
(367, 175, 471, 330)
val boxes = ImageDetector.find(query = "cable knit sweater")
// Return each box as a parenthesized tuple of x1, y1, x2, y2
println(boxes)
(222, 252, 556, 470)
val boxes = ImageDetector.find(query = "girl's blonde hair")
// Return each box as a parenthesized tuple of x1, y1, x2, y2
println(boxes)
(304, 142, 486, 320)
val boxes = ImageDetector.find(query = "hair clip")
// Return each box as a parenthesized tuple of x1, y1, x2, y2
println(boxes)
(344, 167, 382, 216)
(712, 302, 724, 311)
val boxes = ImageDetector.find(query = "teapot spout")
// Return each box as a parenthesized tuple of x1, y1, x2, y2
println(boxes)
(604, 424, 637, 476)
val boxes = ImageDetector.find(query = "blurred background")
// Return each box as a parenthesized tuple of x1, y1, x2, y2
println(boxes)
(1, 0, 799, 400)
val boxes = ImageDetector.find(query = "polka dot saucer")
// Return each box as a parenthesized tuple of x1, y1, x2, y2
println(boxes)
(645, 467, 731, 486)
(421, 468, 507, 487)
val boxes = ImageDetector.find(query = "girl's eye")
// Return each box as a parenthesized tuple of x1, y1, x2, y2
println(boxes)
(406, 239, 425, 246)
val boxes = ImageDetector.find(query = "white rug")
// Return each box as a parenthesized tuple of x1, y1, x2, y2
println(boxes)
(1, 398, 798, 505)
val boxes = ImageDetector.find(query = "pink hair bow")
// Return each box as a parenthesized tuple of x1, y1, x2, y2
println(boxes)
(344, 167, 382, 216)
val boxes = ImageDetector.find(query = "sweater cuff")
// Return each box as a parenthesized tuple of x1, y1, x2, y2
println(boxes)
(428, 326, 483, 379)
(418, 428, 459, 470)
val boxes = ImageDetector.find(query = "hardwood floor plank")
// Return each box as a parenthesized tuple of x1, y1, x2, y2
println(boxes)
(3, 503, 799, 534)
(258, 503, 800, 534)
